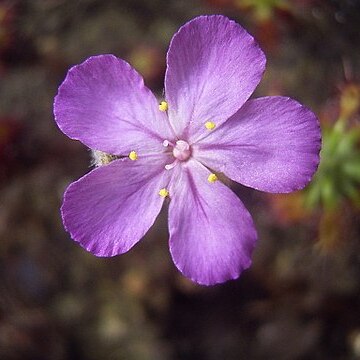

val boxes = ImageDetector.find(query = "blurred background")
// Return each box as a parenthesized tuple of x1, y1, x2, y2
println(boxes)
(0, 0, 360, 359)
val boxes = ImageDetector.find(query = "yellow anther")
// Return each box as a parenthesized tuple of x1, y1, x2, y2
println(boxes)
(205, 121, 216, 130)
(159, 188, 169, 198)
(128, 151, 138, 161)
(207, 173, 218, 183)
(159, 101, 168, 112)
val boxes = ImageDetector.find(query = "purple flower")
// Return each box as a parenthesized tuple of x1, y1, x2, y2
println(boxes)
(54, 15, 321, 285)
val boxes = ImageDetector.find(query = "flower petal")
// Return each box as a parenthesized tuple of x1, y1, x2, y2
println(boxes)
(165, 15, 266, 140)
(54, 54, 173, 155)
(194, 96, 321, 193)
(168, 160, 257, 285)
(61, 157, 170, 256)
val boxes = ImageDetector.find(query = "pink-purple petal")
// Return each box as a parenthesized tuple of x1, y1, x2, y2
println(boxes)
(168, 160, 257, 285)
(61, 157, 170, 257)
(165, 15, 266, 140)
(194, 96, 321, 193)
(54, 54, 173, 155)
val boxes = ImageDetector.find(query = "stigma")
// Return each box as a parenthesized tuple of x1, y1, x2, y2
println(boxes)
(173, 140, 191, 161)
(163, 139, 192, 170)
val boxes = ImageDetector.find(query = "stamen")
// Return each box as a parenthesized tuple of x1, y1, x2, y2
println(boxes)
(205, 121, 216, 130)
(208, 173, 218, 183)
(159, 188, 169, 198)
(128, 151, 138, 161)
(159, 101, 168, 112)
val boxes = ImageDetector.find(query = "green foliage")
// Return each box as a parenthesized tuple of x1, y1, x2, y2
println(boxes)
(305, 119, 360, 210)
(235, 0, 288, 20)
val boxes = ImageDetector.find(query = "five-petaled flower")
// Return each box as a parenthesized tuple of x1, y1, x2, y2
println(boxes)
(54, 15, 321, 285)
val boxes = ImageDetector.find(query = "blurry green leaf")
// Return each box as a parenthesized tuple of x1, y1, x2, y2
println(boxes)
(304, 116, 360, 211)
(320, 176, 338, 210)
(304, 180, 321, 209)
(339, 84, 360, 120)
(342, 158, 360, 182)
(342, 182, 360, 207)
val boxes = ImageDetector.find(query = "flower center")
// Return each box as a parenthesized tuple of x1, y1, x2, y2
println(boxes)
(162, 139, 191, 170)
(172, 140, 191, 161)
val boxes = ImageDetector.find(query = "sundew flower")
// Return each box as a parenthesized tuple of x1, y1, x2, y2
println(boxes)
(54, 15, 321, 285)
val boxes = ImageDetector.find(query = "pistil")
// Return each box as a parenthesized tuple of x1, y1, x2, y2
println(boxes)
(163, 139, 192, 170)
